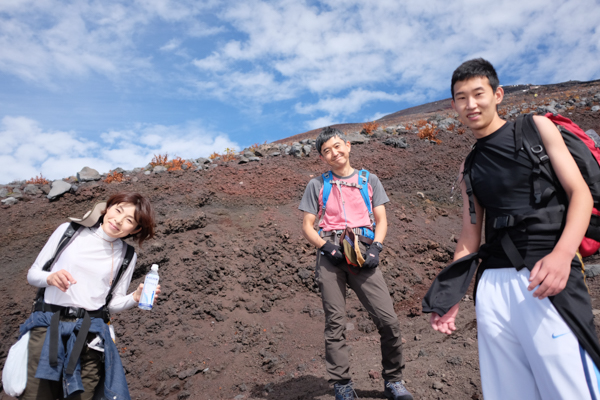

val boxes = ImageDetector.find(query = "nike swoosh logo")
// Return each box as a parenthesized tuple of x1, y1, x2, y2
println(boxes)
(552, 333, 568, 339)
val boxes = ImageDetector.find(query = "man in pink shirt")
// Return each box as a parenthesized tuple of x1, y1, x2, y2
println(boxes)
(299, 127, 412, 400)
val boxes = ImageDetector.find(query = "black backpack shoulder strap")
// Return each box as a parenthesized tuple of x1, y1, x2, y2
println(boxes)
(517, 114, 556, 204)
(34, 222, 82, 304)
(104, 243, 135, 307)
(42, 222, 80, 272)
(462, 143, 478, 224)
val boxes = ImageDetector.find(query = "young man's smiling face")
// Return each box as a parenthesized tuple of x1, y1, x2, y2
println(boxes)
(452, 76, 504, 138)
(319, 135, 352, 170)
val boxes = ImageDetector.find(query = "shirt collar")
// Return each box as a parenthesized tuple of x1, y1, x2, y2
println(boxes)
(92, 224, 120, 242)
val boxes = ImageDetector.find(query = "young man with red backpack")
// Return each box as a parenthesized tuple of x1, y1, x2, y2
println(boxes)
(299, 127, 413, 400)
(424, 58, 600, 399)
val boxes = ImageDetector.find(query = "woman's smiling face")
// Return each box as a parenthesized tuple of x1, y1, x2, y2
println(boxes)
(101, 202, 140, 239)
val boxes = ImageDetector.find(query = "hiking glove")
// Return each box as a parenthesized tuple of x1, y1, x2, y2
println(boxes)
(362, 245, 380, 269)
(320, 241, 344, 265)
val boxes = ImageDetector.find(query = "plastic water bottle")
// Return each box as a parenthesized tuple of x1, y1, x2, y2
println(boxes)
(139, 264, 159, 310)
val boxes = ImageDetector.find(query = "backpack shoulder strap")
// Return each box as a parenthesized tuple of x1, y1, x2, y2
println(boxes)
(358, 170, 372, 214)
(317, 171, 333, 229)
(517, 114, 555, 204)
(104, 243, 135, 307)
(321, 171, 333, 211)
(42, 222, 80, 272)
(34, 222, 82, 304)
(358, 170, 375, 228)
(462, 144, 478, 224)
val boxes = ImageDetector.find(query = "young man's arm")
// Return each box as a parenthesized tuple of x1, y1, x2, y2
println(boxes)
(527, 116, 593, 299)
(430, 162, 484, 334)
(302, 212, 327, 249)
(372, 204, 387, 243)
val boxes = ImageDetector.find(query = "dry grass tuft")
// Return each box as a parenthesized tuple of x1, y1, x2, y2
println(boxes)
(418, 125, 441, 144)
(362, 121, 379, 135)
(26, 173, 50, 185)
(104, 170, 124, 183)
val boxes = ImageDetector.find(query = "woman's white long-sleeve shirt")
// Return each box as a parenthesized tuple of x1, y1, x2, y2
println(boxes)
(27, 222, 138, 313)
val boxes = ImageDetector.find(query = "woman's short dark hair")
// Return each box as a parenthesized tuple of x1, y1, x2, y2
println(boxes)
(316, 126, 345, 155)
(101, 192, 155, 246)
(451, 58, 500, 99)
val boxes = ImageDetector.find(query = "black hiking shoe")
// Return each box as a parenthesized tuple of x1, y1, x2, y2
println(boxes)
(384, 380, 413, 400)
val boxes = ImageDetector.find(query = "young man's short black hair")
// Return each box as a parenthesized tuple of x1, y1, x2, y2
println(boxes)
(316, 126, 345, 155)
(451, 58, 500, 99)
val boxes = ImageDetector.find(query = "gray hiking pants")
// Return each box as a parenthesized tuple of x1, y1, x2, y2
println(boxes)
(315, 236, 404, 383)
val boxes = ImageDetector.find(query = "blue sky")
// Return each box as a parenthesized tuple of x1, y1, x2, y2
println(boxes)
(1, 0, 599, 183)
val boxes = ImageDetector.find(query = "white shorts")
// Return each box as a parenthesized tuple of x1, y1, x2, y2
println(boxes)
(476, 268, 600, 400)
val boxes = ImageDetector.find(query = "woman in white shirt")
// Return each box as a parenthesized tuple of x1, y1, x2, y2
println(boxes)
(20, 192, 158, 400)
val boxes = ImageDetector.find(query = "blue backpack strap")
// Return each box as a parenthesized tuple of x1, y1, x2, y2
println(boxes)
(358, 170, 372, 214)
(322, 171, 333, 211)
(318, 171, 333, 227)
(359, 170, 375, 228)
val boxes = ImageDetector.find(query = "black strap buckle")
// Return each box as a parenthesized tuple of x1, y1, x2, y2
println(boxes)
(531, 145, 544, 154)
(493, 215, 515, 229)
(64, 306, 86, 319)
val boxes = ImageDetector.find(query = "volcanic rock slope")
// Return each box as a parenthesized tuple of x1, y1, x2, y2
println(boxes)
(1, 82, 600, 400)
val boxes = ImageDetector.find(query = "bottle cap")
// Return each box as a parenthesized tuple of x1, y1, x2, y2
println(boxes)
(151, 264, 159, 272)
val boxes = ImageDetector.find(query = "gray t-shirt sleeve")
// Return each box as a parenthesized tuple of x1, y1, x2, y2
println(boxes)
(299, 177, 323, 215)
(369, 173, 389, 207)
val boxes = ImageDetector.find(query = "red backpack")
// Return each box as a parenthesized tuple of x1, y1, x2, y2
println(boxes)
(524, 113, 600, 257)
(544, 114, 600, 256)
(462, 113, 600, 258)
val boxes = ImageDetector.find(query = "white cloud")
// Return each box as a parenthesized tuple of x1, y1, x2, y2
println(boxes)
(296, 89, 405, 116)
(305, 116, 338, 130)
(370, 112, 387, 122)
(160, 38, 181, 52)
(0, 116, 238, 184)
(188, 0, 600, 105)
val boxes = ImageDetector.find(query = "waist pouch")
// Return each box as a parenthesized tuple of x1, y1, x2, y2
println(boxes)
(342, 227, 366, 267)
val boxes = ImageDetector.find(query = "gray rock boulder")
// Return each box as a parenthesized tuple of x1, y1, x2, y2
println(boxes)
(77, 167, 101, 182)
(0, 187, 8, 197)
(47, 180, 72, 201)
(289, 145, 303, 158)
(585, 130, 600, 147)
(112, 167, 125, 174)
(438, 118, 459, 130)
(538, 105, 557, 115)
(344, 133, 369, 144)
(41, 184, 51, 194)
(268, 152, 281, 157)
(592, 105, 600, 112)
(302, 145, 312, 156)
(11, 188, 22, 198)
(384, 137, 408, 149)
(238, 157, 249, 164)
(585, 264, 600, 278)
(196, 157, 212, 165)
(371, 130, 389, 139)
(153, 166, 168, 174)
(23, 184, 41, 195)
(248, 157, 261, 162)
(1, 197, 18, 206)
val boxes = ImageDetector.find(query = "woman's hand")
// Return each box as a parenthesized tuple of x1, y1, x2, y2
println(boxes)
(133, 283, 161, 303)
(46, 269, 77, 292)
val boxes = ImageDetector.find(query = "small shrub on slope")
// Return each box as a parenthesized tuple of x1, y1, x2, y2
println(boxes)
(26, 173, 49, 185)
